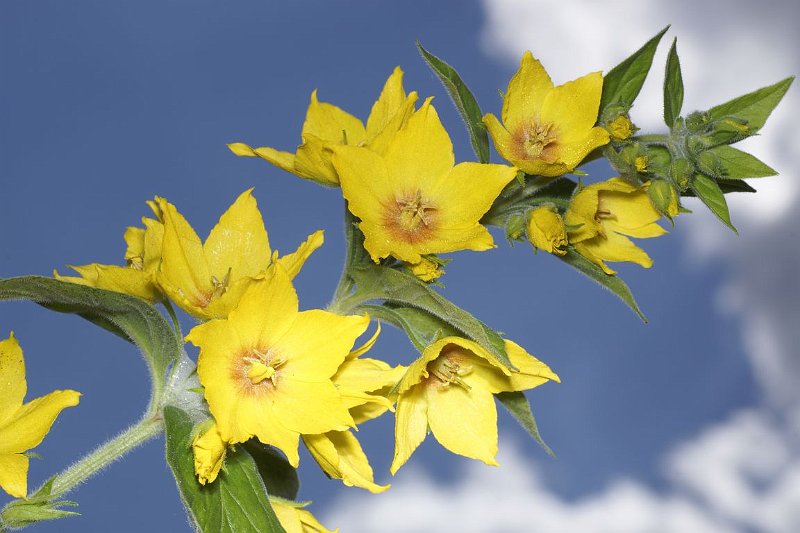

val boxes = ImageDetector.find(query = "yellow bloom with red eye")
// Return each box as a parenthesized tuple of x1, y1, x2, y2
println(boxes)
(157, 188, 323, 320)
(55, 200, 165, 302)
(565, 177, 676, 275)
(186, 265, 367, 467)
(303, 324, 406, 493)
(333, 99, 518, 264)
(0, 333, 80, 498)
(229, 67, 418, 187)
(483, 51, 609, 177)
(271, 498, 338, 533)
(391, 337, 558, 474)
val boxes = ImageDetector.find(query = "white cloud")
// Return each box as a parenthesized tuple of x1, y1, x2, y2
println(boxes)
(321, 3, 800, 532)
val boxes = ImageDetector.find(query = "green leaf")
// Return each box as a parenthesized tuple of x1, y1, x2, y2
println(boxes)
(557, 249, 647, 322)
(349, 265, 514, 369)
(708, 76, 794, 133)
(0, 499, 79, 530)
(706, 145, 777, 179)
(243, 440, 300, 501)
(691, 173, 737, 232)
(417, 41, 490, 163)
(496, 391, 555, 457)
(163, 406, 285, 533)
(682, 179, 756, 196)
(0, 276, 181, 403)
(601, 26, 669, 112)
(356, 304, 458, 353)
(663, 38, 684, 127)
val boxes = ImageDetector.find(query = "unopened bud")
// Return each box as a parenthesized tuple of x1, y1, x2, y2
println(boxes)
(647, 179, 679, 219)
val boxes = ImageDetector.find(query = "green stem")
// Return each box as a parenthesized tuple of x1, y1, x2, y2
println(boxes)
(328, 203, 369, 314)
(48, 414, 164, 498)
(162, 299, 182, 339)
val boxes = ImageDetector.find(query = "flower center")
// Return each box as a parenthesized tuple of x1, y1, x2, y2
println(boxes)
(396, 191, 436, 232)
(513, 122, 559, 163)
(243, 349, 286, 386)
(428, 355, 472, 391)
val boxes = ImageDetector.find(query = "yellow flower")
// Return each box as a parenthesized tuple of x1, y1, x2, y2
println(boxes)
(333, 99, 518, 264)
(55, 201, 165, 302)
(483, 51, 610, 177)
(192, 422, 226, 485)
(404, 256, 445, 283)
(303, 324, 405, 493)
(186, 265, 367, 467)
(158, 189, 323, 320)
(391, 337, 558, 474)
(565, 177, 676, 274)
(0, 333, 80, 498)
(229, 67, 418, 187)
(271, 498, 338, 533)
(527, 205, 568, 256)
(607, 114, 635, 141)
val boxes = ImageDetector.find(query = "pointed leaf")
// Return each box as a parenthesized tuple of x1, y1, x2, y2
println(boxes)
(496, 391, 554, 457)
(601, 26, 669, 111)
(682, 179, 756, 196)
(663, 38, 684, 127)
(417, 42, 490, 163)
(708, 76, 794, 133)
(0, 276, 181, 403)
(349, 265, 513, 369)
(356, 304, 458, 353)
(707, 145, 777, 179)
(691, 173, 737, 232)
(163, 406, 285, 533)
(557, 249, 647, 322)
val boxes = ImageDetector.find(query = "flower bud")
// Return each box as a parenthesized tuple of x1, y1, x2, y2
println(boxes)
(527, 205, 568, 256)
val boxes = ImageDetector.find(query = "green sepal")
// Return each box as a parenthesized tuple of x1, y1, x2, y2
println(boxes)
(163, 406, 285, 533)
(601, 26, 669, 112)
(417, 42, 490, 163)
(349, 265, 514, 370)
(496, 391, 555, 457)
(0, 276, 181, 407)
(243, 440, 300, 501)
(703, 145, 777, 179)
(707, 76, 794, 138)
(0, 477, 79, 530)
(648, 179, 678, 221)
(690, 173, 737, 233)
(663, 38, 684, 127)
(557, 249, 647, 322)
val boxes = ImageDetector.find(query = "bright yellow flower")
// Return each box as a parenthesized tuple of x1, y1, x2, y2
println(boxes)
(565, 178, 676, 274)
(527, 205, 568, 256)
(186, 265, 367, 467)
(303, 324, 405, 493)
(0, 333, 80, 498)
(192, 422, 226, 485)
(483, 51, 610, 177)
(271, 498, 338, 533)
(55, 201, 165, 302)
(157, 189, 323, 320)
(229, 67, 418, 187)
(333, 99, 518, 264)
(391, 337, 558, 474)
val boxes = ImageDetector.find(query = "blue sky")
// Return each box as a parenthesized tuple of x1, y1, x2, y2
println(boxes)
(1, 1, 798, 532)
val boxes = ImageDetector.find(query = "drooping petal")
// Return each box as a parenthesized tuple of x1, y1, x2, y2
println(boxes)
(469, 340, 560, 394)
(390, 384, 429, 474)
(294, 133, 341, 186)
(346, 321, 381, 361)
(66, 264, 160, 303)
(271, 499, 336, 533)
(276, 230, 324, 279)
(540, 71, 604, 143)
(383, 99, 454, 192)
(273, 310, 368, 381)
(502, 51, 554, 130)
(300, 90, 366, 146)
(304, 431, 389, 493)
(271, 378, 353, 435)
(0, 334, 25, 427)
(203, 189, 271, 283)
(0, 390, 80, 454)
(228, 143, 299, 176)
(0, 452, 29, 498)
(427, 383, 499, 466)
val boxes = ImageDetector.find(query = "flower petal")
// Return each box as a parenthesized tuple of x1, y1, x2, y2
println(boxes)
(427, 162, 517, 227)
(557, 127, 610, 169)
(390, 384, 429, 474)
(271, 378, 353, 435)
(502, 51, 553, 130)
(294, 133, 341, 186)
(203, 189, 271, 283)
(0, 452, 29, 498)
(304, 431, 389, 493)
(276, 230, 324, 279)
(427, 383, 499, 466)
(301, 90, 366, 146)
(0, 390, 80, 454)
(540, 71, 604, 143)
(368, 92, 419, 156)
(0, 333, 26, 427)
(365, 66, 407, 139)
